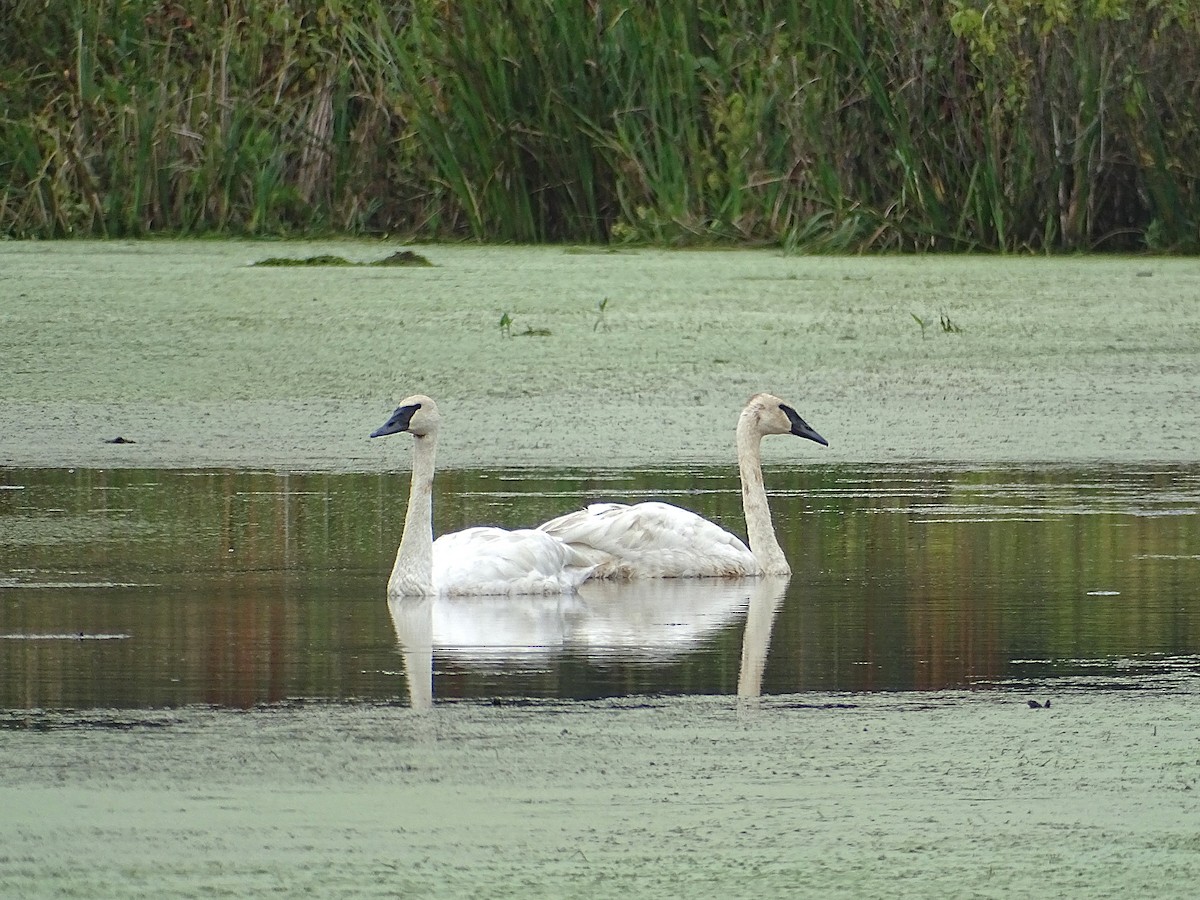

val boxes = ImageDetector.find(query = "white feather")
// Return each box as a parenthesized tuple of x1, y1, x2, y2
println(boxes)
(431, 526, 594, 595)
(538, 501, 759, 577)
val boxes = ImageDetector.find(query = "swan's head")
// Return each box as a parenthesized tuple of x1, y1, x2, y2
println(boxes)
(742, 393, 828, 446)
(370, 394, 441, 439)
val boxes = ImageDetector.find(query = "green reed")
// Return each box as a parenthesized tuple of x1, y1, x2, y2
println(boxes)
(1, 0, 1197, 250)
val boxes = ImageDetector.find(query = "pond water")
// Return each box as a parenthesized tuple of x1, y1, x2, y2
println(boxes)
(2, 464, 1198, 710)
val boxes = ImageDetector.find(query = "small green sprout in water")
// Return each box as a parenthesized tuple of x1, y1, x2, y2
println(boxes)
(498, 312, 550, 337)
(912, 312, 961, 336)
(593, 297, 610, 332)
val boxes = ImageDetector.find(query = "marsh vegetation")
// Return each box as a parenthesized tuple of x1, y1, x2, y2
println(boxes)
(3, 1, 1198, 250)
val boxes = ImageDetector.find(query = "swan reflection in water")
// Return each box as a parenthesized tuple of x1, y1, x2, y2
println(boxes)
(388, 576, 790, 709)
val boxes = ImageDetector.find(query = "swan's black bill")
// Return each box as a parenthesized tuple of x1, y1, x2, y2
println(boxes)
(781, 404, 828, 446)
(370, 403, 421, 438)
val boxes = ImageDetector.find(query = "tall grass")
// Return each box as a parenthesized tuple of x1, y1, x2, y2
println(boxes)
(1, 0, 1198, 250)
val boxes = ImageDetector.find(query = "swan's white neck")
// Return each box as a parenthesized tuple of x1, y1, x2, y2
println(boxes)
(390, 432, 437, 595)
(737, 418, 791, 576)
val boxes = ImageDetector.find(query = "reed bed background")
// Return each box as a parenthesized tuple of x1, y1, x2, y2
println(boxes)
(2, 0, 1198, 250)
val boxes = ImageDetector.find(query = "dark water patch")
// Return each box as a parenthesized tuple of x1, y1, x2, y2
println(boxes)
(0, 710, 182, 731)
(2, 464, 1199, 709)
(984, 653, 1200, 693)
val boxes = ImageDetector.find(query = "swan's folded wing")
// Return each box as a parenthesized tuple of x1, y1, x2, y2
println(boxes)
(432, 527, 595, 595)
(538, 502, 759, 578)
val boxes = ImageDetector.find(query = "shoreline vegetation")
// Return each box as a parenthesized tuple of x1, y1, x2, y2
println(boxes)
(1, 1, 1197, 251)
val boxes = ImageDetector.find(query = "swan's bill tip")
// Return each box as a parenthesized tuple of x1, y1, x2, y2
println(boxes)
(372, 402, 424, 438)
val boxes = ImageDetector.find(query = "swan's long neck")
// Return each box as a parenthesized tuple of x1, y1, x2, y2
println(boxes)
(737, 419, 791, 576)
(391, 432, 437, 595)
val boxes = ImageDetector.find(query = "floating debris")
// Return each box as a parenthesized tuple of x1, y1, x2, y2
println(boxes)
(374, 250, 433, 267)
(252, 254, 354, 267)
(251, 250, 433, 268)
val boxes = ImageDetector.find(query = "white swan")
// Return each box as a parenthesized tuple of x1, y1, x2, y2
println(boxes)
(538, 393, 827, 578)
(371, 395, 595, 596)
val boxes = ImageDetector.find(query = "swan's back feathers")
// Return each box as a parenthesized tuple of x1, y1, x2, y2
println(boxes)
(431, 526, 596, 595)
(538, 501, 761, 578)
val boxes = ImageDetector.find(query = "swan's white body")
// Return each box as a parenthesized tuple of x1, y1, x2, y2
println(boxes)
(372, 395, 594, 596)
(538, 501, 760, 578)
(429, 526, 591, 596)
(539, 393, 826, 579)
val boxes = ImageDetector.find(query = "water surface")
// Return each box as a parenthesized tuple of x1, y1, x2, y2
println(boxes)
(2, 464, 1197, 709)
